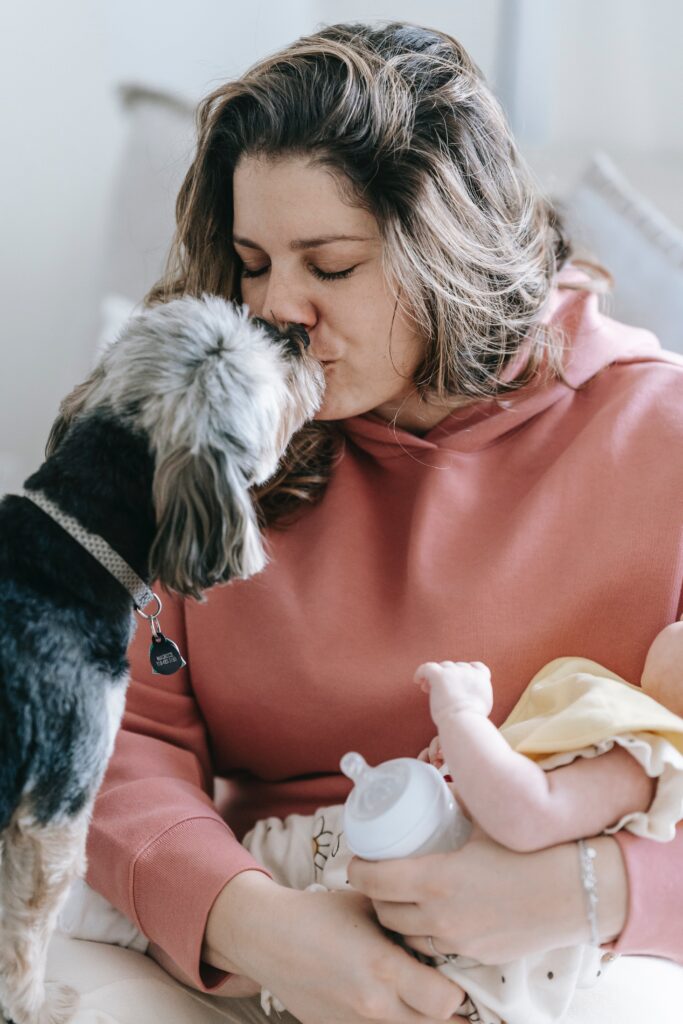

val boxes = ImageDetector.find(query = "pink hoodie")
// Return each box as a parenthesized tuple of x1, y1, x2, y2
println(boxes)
(86, 265, 683, 991)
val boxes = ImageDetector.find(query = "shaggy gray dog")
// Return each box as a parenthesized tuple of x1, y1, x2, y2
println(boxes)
(0, 295, 324, 1023)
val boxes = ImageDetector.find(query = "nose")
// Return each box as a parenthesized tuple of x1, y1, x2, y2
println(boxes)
(260, 269, 316, 336)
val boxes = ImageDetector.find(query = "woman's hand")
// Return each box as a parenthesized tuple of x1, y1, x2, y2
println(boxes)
(347, 833, 628, 965)
(204, 870, 470, 1021)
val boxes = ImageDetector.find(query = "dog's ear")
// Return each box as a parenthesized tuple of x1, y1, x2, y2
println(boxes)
(149, 447, 267, 600)
(45, 365, 107, 457)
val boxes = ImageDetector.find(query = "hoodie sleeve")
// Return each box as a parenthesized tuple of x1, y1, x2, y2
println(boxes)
(84, 584, 271, 992)
(603, 825, 683, 964)
(602, 592, 683, 963)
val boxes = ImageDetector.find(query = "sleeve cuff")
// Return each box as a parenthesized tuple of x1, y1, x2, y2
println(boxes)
(602, 825, 683, 963)
(131, 816, 272, 992)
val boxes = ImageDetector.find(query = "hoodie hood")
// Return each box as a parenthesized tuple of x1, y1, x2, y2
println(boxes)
(340, 264, 673, 458)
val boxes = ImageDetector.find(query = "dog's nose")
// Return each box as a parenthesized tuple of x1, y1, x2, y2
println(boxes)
(251, 316, 282, 342)
(251, 318, 310, 356)
(282, 323, 311, 355)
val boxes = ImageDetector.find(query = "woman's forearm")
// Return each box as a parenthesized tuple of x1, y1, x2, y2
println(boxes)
(202, 869, 282, 974)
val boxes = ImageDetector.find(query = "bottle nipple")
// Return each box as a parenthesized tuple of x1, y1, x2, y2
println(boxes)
(340, 750, 460, 858)
(340, 752, 411, 819)
(340, 751, 370, 783)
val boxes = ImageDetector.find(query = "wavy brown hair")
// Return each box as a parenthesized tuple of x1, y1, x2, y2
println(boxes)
(145, 21, 611, 528)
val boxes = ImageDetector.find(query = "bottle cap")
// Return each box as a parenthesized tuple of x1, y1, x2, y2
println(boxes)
(340, 751, 453, 859)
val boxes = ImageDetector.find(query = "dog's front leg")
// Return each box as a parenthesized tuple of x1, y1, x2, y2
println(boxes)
(0, 806, 89, 1024)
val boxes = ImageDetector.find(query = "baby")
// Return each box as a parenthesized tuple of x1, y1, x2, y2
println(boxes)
(417, 618, 683, 854)
(59, 621, 683, 1024)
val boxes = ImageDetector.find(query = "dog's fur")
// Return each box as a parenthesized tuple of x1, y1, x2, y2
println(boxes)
(0, 295, 324, 1023)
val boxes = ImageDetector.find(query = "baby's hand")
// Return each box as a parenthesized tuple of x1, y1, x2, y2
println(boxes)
(415, 661, 494, 719)
(417, 734, 445, 769)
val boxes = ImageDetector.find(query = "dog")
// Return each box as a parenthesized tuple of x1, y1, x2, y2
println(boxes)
(0, 294, 324, 1024)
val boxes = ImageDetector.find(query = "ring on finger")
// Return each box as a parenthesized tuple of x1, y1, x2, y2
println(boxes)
(426, 935, 448, 963)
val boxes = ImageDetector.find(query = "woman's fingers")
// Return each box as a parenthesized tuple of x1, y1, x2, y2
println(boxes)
(396, 1002, 469, 1024)
(401, 934, 451, 959)
(373, 897, 434, 938)
(396, 955, 468, 1021)
(348, 851, 444, 902)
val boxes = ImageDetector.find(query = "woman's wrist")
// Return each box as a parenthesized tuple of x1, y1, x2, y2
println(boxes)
(517, 835, 628, 954)
(555, 835, 627, 946)
(202, 868, 285, 974)
(590, 835, 628, 944)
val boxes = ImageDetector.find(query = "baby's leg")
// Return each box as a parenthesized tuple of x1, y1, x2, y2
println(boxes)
(242, 807, 347, 890)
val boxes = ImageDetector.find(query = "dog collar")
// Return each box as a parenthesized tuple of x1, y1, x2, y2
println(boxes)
(18, 488, 187, 676)
(19, 488, 154, 609)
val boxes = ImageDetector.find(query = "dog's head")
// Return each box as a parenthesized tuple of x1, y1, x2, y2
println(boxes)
(47, 295, 325, 598)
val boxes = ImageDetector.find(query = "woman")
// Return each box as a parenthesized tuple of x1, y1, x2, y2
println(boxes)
(49, 20, 683, 1023)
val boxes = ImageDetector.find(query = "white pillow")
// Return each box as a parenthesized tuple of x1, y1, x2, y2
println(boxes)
(102, 84, 195, 307)
(562, 152, 683, 354)
(93, 293, 140, 363)
(97, 84, 196, 359)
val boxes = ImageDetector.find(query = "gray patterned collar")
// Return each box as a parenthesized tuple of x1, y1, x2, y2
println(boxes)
(19, 488, 154, 610)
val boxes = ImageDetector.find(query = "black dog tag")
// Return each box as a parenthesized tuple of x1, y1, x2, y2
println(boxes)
(149, 632, 187, 675)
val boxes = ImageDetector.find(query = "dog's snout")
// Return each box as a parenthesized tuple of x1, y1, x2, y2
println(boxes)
(251, 317, 281, 343)
(251, 317, 310, 357)
(283, 324, 311, 356)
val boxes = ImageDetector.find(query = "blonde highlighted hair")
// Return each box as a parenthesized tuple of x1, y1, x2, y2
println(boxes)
(146, 21, 611, 527)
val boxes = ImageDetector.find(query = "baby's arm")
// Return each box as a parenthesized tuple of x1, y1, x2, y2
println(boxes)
(417, 661, 656, 853)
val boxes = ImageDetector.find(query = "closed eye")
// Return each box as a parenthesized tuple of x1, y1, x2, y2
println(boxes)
(240, 263, 358, 282)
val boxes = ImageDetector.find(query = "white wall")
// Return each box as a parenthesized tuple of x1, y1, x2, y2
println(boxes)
(0, 1, 121, 491)
(99, 1, 318, 101)
(545, 0, 683, 150)
(1, 0, 682, 493)
(0, 0, 317, 492)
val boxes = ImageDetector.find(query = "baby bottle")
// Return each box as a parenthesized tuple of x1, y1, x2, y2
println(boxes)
(340, 751, 472, 860)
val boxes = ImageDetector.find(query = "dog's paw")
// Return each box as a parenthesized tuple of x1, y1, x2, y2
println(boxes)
(38, 983, 80, 1024)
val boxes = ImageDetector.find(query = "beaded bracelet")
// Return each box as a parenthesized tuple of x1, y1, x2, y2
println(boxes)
(577, 839, 600, 946)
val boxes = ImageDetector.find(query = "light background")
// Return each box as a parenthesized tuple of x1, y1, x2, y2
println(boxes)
(1, 0, 682, 491)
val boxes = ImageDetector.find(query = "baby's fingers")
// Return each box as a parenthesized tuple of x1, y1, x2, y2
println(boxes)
(414, 662, 443, 693)
(428, 735, 444, 767)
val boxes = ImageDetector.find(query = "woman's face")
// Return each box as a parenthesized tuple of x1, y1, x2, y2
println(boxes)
(233, 154, 436, 428)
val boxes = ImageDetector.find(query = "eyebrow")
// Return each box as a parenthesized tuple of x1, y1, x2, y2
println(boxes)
(233, 234, 374, 251)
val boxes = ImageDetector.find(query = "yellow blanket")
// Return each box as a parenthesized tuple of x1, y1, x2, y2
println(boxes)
(500, 657, 683, 759)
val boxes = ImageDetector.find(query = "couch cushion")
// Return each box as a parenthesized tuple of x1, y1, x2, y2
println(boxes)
(561, 152, 683, 354)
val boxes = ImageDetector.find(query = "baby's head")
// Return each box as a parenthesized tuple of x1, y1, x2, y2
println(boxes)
(641, 620, 683, 716)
